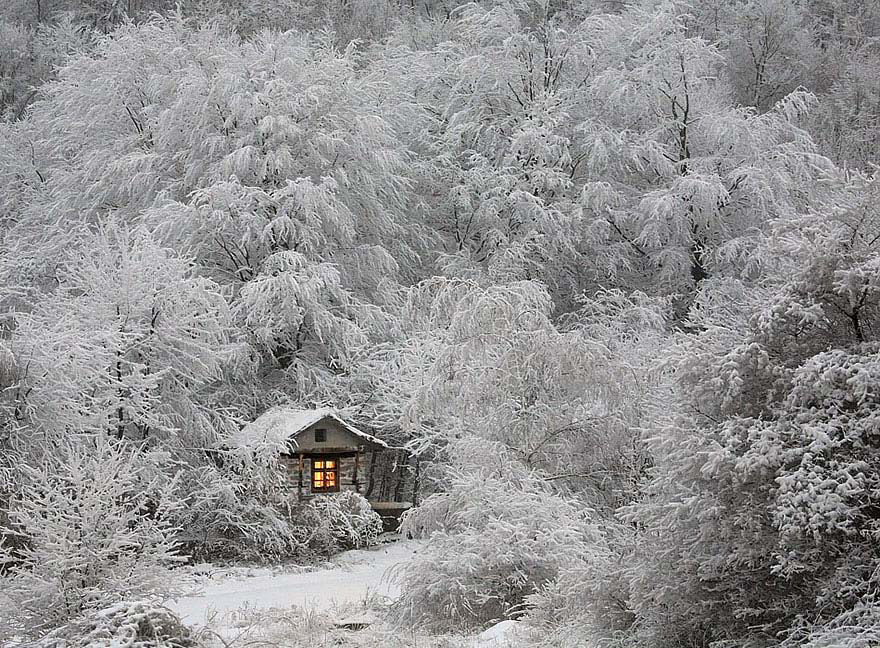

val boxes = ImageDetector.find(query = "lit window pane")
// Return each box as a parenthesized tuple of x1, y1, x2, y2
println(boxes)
(311, 457, 339, 491)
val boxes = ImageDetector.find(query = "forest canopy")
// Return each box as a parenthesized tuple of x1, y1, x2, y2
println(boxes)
(1, 1, 880, 647)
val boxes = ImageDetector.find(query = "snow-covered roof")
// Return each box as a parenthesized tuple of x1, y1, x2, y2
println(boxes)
(236, 406, 388, 449)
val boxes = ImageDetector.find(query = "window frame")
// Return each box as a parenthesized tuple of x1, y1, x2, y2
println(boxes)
(311, 457, 340, 493)
(314, 427, 327, 443)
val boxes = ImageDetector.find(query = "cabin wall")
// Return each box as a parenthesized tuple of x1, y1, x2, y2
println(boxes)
(278, 454, 301, 492)
(291, 420, 360, 452)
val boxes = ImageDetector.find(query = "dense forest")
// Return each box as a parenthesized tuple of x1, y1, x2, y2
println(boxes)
(1, 0, 880, 646)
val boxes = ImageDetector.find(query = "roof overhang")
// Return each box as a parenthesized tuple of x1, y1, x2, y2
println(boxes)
(237, 406, 389, 450)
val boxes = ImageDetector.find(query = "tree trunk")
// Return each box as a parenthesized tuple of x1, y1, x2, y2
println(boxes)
(690, 240, 709, 285)
(392, 450, 408, 502)
(411, 456, 421, 506)
(364, 450, 378, 499)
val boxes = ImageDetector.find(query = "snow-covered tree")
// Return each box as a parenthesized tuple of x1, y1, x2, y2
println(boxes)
(374, 0, 831, 312)
(0, 438, 183, 634)
(687, 0, 819, 112)
(573, 2, 831, 300)
(811, 44, 880, 168)
(0, 17, 423, 419)
(373, 1, 607, 305)
(356, 277, 663, 512)
(619, 169, 880, 647)
(4, 226, 233, 448)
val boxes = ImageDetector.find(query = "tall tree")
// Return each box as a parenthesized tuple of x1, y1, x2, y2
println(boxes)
(375, 1, 831, 314)
(0, 18, 421, 414)
(3, 226, 233, 450)
(621, 169, 880, 648)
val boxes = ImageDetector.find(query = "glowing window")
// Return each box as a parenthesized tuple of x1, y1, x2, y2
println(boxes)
(311, 458, 338, 492)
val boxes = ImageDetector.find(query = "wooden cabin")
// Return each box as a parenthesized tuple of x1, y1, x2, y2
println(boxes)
(241, 407, 389, 501)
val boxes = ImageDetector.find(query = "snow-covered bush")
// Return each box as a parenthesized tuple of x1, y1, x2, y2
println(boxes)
(172, 440, 305, 562)
(618, 180, 880, 647)
(0, 438, 183, 634)
(35, 601, 195, 648)
(297, 491, 383, 556)
(172, 464, 304, 562)
(391, 447, 605, 633)
(785, 600, 880, 648)
(519, 519, 637, 645)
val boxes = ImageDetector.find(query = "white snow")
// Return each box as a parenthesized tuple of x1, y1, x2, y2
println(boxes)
(165, 541, 528, 647)
(473, 620, 521, 646)
(168, 541, 419, 626)
(234, 406, 389, 448)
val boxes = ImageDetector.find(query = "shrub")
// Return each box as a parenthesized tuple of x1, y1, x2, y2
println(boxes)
(172, 463, 305, 563)
(786, 600, 880, 648)
(0, 438, 183, 634)
(390, 466, 606, 633)
(170, 432, 310, 562)
(297, 490, 383, 556)
(35, 601, 195, 648)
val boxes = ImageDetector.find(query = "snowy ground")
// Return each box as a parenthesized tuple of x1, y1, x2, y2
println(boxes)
(170, 540, 418, 626)
(1, 540, 522, 647)
(167, 540, 523, 647)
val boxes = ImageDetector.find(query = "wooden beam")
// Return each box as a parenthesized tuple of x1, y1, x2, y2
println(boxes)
(298, 453, 304, 502)
(353, 447, 361, 493)
(288, 447, 360, 456)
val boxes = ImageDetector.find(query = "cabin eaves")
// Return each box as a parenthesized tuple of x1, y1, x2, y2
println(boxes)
(236, 406, 389, 450)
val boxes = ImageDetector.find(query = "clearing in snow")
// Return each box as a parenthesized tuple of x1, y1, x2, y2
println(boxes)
(169, 540, 421, 626)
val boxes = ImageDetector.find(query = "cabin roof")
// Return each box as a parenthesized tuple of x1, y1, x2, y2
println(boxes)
(237, 406, 389, 449)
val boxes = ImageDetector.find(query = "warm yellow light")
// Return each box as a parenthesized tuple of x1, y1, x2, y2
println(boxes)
(311, 457, 338, 490)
